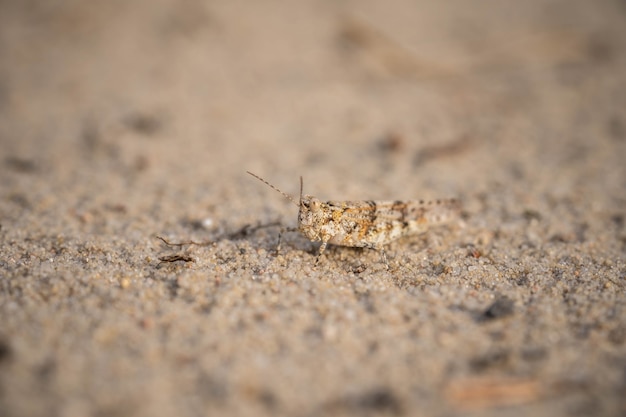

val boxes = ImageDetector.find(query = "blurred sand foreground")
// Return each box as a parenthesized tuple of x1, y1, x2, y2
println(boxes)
(0, 1, 625, 416)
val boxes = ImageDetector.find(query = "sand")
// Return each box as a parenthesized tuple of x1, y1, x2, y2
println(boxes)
(0, 1, 624, 416)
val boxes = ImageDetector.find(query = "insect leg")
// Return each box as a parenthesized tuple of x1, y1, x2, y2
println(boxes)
(378, 248, 389, 270)
(276, 226, 298, 254)
(315, 240, 329, 266)
(364, 242, 389, 270)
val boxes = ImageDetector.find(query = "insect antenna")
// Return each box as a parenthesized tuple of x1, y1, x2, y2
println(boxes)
(247, 171, 299, 207)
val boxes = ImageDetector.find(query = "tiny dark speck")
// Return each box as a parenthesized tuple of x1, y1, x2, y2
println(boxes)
(5, 157, 37, 173)
(124, 113, 162, 136)
(356, 388, 402, 414)
(482, 296, 514, 320)
(0, 338, 11, 362)
(608, 116, 625, 141)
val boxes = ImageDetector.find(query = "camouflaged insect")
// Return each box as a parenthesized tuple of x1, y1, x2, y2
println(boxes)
(247, 171, 460, 267)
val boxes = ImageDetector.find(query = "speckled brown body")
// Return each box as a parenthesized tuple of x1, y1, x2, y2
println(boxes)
(248, 172, 460, 267)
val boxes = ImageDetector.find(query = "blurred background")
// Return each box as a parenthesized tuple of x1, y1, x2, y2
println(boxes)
(1, 1, 625, 416)
(2, 0, 623, 207)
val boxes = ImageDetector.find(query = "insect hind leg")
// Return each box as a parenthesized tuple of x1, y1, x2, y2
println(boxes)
(364, 243, 390, 270)
(378, 248, 389, 270)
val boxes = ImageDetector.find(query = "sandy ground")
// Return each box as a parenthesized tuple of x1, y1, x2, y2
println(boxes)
(0, 1, 625, 416)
